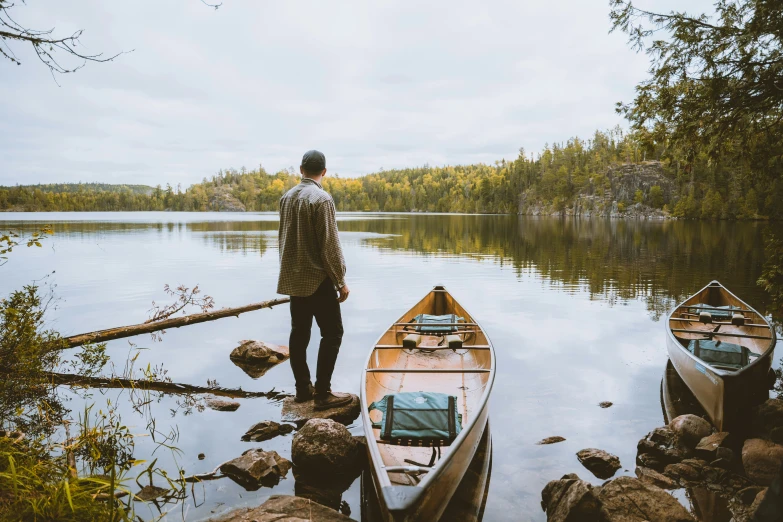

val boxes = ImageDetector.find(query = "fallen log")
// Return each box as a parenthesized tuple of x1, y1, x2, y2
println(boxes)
(61, 297, 291, 349)
(48, 372, 291, 400)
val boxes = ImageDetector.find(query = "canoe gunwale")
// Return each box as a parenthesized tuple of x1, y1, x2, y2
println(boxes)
(665, 280, 776, 379)
(359, 285, 496, 517)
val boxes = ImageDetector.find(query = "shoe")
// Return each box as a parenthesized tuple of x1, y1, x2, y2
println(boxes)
(314, 391, 353, 411)
(294, 383, 315, 403)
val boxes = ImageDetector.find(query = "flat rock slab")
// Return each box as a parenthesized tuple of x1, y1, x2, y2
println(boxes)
(215, 495, 352, 522)
(695, 431, 729, 459)
(241, 420, 294, 442)
(635, 466, 678, 489)
(537, 436, 566, 445)
(281, 394, 360, 426)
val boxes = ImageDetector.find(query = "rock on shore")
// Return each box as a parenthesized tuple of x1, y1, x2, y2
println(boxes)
(576, 448, 621, 479)
(541, 473, 601, 522)
(541, 474, 695, 522)
(597, 476, 695, 521)
(229, 340, 289, 379)
(669, 414, 713, 447)
(742, 438, 783, 486)
(219, 448, 291, 490)
(241, 420, 294, 442)
(281, 394, 360, 426)
(291, 419, 363, 486)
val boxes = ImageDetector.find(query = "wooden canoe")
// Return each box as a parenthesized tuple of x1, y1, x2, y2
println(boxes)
(360, 285, 496, 522)
(666, 280, 776, 431)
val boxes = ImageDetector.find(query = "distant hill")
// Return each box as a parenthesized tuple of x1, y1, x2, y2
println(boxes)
(0, 183, 155, 196)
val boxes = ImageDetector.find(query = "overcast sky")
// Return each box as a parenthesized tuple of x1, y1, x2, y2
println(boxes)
(0, 0, 713, 187)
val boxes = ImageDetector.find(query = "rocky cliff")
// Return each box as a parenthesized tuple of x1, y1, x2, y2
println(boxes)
(520, 161, 676, 219)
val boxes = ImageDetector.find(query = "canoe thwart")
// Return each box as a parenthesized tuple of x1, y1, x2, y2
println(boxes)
(366, 368, 491, 374)
(373, 344, 491, 350)
(394, 322, 478, 327)
(669, 318, 768, 328)
(671, 328, 773, 340)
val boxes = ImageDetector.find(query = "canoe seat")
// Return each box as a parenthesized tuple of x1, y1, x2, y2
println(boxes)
(408, 314, 464, 334)
(687, 339, 758, 370)
(688, 304, 742, 321)
(368, 391, 462, 448)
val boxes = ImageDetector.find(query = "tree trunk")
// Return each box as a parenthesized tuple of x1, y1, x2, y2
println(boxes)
(61, 297, 290, 349)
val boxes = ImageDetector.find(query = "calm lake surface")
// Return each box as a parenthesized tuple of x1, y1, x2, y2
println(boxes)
(1, 212, 781, 521)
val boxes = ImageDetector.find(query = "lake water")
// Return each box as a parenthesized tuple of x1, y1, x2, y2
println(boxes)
(1, 212, 780, 521)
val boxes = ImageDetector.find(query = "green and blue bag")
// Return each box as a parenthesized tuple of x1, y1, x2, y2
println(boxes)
(368, 391, 462, 446)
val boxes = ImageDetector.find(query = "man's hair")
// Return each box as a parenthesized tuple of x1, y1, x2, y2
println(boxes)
(301, 150, 326, 177)
(302, 164, 324, 176)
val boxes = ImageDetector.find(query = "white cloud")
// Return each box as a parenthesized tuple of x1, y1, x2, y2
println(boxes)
(0, 0, 715, 186)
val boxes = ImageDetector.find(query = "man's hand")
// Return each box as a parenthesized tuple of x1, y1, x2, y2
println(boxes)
(337, 284, 350, 303)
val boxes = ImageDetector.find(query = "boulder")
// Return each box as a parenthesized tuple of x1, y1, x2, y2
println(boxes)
(753, 398, 783, 437)
(669, 414, 712, 448)
(636, 427, 690, 471)
(241, 421, 294, 442)
(291, 419, 362, 485)
(219, 448, 291, 490)
(635, 466, 678, 489)
(281, 394, 360, 426)
(695, 432, 730, 459)
(230, 341, 289, 379)
(204, 396, 240, 412)
(537, 436, 566, 445)
(577, 448, 621, 480)
(230, 340, 289, 363)
(596, 476, 695, 521)
(215, 495, 352, 522)
(540, 473, 602, 522)
(743, 438, 783, 485)
(649, 427, 675, 446)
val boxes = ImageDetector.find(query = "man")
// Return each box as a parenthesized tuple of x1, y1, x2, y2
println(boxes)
(277, 150, 353, 410)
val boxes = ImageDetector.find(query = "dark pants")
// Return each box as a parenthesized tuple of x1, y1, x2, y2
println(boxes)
(289, 278, 344, 394)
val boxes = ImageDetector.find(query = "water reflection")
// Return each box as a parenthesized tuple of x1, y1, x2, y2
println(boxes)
(661, 361, 733, 522)
(5, 213, 775, 319)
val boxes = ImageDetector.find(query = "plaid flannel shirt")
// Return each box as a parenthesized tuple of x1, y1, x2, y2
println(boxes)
(277, 178, 346, 297)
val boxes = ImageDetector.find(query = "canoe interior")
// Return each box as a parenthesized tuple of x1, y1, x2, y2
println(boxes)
(668, 283, 773, 370)
(365, 288, 492, 488)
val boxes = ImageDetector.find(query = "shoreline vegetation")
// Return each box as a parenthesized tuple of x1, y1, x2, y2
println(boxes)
(1, 129, 778, 220)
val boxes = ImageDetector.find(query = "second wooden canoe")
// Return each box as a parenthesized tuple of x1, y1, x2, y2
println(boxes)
(666, 280, 776, 431)
(360, 285, 495, 522)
